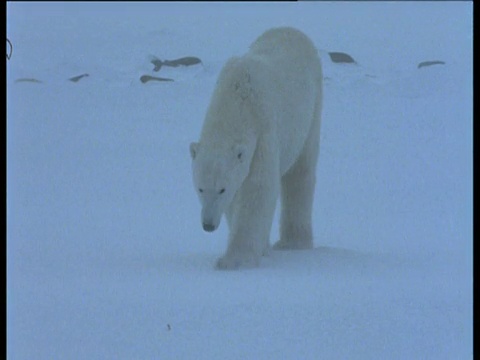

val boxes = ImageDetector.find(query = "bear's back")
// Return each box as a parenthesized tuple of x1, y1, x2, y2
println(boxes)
(248, 27, 320, 71)
(201, 27, 322, 175)
(248, 27, 322, 174)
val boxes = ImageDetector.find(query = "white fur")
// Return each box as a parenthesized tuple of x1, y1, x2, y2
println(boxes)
(190, 27, 323, 269)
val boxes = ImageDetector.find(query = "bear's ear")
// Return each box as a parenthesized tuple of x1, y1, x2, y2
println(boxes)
(234, 136, 256, 163)
(190, 142, 199, 160)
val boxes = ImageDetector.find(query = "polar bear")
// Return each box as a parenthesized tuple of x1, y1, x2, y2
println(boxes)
(190, 27, 323, 269)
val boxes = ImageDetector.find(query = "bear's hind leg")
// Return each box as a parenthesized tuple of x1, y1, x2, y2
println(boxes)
(274, 163, 315, 250)
(274, 98, 321, 250)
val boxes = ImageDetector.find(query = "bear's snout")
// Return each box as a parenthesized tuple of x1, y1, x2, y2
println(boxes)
(202, 222, 216, 232)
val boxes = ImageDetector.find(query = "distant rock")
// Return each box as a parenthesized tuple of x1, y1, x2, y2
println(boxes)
(328, 52, 356, 64)
(140, 75, 174, 83)
(417, 60, 446, 69)
(69, 73, 89, 82)
(151, 56, 202, 72)
(15, 78, 42, 83)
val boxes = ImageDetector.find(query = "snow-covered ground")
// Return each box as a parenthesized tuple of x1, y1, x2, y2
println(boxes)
(7, 2, 472, 359)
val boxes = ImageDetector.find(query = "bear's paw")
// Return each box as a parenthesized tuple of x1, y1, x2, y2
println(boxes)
(215, 253, 260, 270)
(272, 239, 313, 251)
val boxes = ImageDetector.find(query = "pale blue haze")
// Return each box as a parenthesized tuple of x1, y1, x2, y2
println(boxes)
(7, 2, 472, 359)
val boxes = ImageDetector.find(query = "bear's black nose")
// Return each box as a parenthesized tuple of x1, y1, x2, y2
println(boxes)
(202, 223, 216, 232)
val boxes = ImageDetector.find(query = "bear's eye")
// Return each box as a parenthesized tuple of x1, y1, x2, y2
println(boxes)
(219, 188, 225, 194)
(199, 188, 204, 193)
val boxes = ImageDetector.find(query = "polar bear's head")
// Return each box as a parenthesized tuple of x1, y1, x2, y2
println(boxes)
(190, 138, 256, 232)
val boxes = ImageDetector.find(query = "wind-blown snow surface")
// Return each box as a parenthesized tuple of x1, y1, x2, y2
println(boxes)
(7, 2, 472, 359)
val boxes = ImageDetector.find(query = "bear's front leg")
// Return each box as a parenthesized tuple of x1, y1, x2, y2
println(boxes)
(216, 178, 278, 270)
